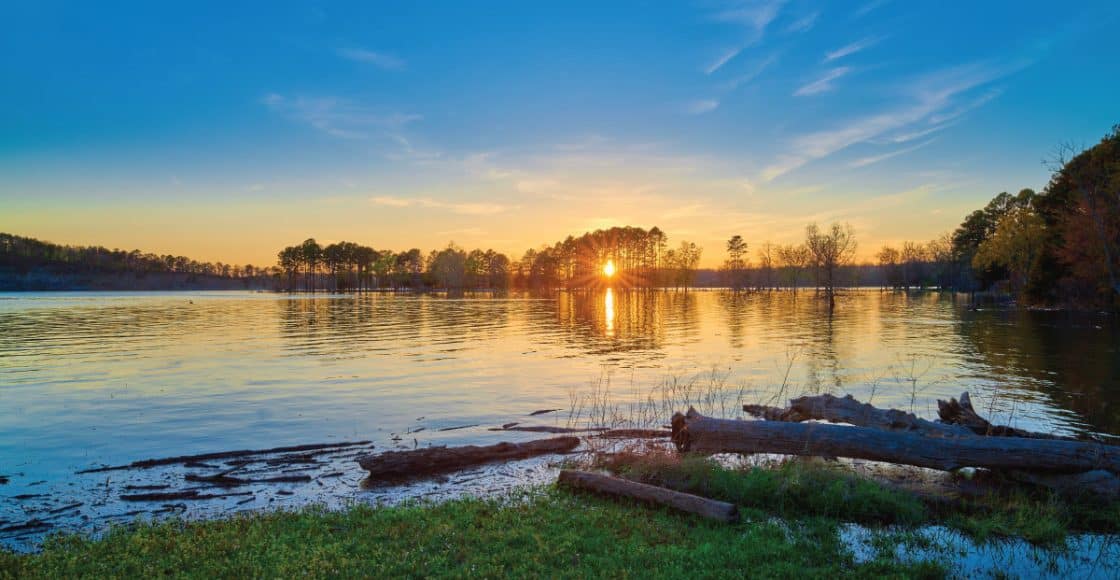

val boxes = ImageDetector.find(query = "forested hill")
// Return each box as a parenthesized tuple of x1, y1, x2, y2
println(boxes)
(0, 233, 272, 291)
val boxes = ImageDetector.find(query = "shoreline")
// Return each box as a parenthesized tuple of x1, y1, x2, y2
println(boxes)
(4, 447, 1119, 577)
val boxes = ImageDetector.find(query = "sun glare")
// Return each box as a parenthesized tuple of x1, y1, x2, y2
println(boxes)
(603, 259, 616, 278)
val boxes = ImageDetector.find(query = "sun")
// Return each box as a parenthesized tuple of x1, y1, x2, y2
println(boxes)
(603, 259, 616, 278)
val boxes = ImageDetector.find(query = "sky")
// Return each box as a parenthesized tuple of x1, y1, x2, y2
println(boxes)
(2, 1, 1119, 267)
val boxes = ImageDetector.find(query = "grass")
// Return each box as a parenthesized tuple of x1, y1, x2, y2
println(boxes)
(0, 489, 943, 579)
(594, 451, 1120, 547)
(4, 452, 1116, 577)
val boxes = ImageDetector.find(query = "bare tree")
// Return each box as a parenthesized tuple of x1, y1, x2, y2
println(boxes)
(805, 223, 858, 309)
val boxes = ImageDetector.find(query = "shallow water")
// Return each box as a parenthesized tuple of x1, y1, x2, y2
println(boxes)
(1, 289, 1117, 547)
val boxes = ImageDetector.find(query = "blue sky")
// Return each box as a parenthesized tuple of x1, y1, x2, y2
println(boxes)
(2, 1, 1118, 265)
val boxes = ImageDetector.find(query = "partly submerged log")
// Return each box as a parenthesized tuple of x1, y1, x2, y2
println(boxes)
(744, 394, 973, 438)
(184, 473, 312, 487)
(487, 425, 609, 434)
(558, 470, 738, 523)
(593, 429, 673, 439)
(78, 441, 372, 473)
(120, 490, 254, 502)
(672, 409, 1120, 475)
(937, 392, 1078, 440)
(357, 437, 580, 480)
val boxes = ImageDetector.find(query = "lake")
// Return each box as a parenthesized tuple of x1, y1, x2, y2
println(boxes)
(1, 289, 1117, 545)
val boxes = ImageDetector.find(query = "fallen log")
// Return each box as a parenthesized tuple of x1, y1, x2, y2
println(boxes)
(357, 437, 580, 480)
(937, 392, 1078, 440)
(78, 441, 372, 473)
(119, 490, 254, 502)
(593, 429, 673, 439)
(671, 409, 1120, 475)
(487, 425, 610, 434)
(744, 394, 973, 438)
(745, 394, 1120, 495)
(184, 473, 313, 487)
(558, 470, 738, 523)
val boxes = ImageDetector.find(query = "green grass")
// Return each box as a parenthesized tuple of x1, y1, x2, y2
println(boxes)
(596, 452, 1120, 546)
(0, 490, 943, 579)
(5, 456, 1117, 577)
(602, 454, 928, 526)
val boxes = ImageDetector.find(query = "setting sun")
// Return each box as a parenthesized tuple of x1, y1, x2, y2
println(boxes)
(603, 259, 616, 278)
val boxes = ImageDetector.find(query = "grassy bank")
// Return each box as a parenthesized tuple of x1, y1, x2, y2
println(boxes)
(2, 489, 941, 579)
(598, 452, 1120, 545)
(3, 458, 1117, 578)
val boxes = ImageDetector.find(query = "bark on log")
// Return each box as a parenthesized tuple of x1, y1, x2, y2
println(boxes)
(744, 394, 973, 437)
(357, 437, 580, 480)
(672, 409, 1120, 475)
(558, 470, 738, 523)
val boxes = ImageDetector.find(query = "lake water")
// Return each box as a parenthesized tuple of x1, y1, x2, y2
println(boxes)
(1, 290, 1118, 547)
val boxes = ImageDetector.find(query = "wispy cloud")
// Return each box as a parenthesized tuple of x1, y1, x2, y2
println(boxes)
(853, 0, 890, 18)
(705, 47, 744, 75)
(262, 94, 421, 139)
(713, 0, 787, 36)
(337, 48, 405, 70)
(686, 99, 720, 114)
(764, 59, 1028, 180)
(928, 88, 1002, 124)
(849, 138, 936, 168)
(370, 195, 512, 215)
(721, 53, 779, 90)
(786, 11, 819, 33)
(876, 122, 955, 144)
(824, 37, 881, 62)
(793, 67, 851, 96)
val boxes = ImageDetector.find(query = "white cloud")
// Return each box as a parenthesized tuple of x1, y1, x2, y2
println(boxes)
(824, 37, 881, 62)
(763, 59, 1029, 180)
(853, 0, 890, 18)
(793, 67, 851, 96)
(876, 122, 955, 144)
(714, 0, 786, 36)
(686, 99, 720, 114)
(369, 195, 512, 215)
(721, 53, 779, 90)
(262, 94, 421, 139)
(849, 138, 936, 168)
(786, 11, 819, 33)
(337, 48, 405, 70)
(705, 47, 743, 75)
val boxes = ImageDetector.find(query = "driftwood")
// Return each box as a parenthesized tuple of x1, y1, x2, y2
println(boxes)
(78, 441, 372, 473)
(357, 437, 580, 480)
(593, 429, 674, 439)
(744, 394, 973, 438)
(558, 470, 738, 523)
(120, 490, 254, 502)
(739, 393, 1120, 496)
(184, 473, 313, 487)
(937, 392, 1080, 440)
(487, 425, 608, 434)
(672, 409, 1120, 475)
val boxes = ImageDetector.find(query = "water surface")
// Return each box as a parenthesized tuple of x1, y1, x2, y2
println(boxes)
(1, 290, 1117, 545)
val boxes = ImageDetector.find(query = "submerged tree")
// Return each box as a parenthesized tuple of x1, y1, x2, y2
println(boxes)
(724, 235, 748, 290)
(805, 222, 857, 308)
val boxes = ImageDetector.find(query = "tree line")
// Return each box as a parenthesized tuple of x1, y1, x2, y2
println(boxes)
(935, 125, 1117, 306)
(272, 227, 707, 291)
(6, 124, 1115, 305)
(0, 233, 268, 280)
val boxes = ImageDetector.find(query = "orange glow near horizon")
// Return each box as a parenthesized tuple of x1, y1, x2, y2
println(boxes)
(603, 260, 616, 278)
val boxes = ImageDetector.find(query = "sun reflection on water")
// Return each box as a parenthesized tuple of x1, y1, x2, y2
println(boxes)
(604, 287, 615, 337)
